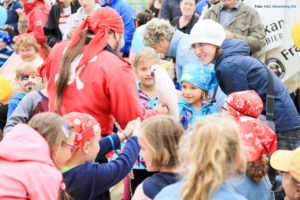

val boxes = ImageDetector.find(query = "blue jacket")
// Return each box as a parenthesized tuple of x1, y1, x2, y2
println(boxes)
(215, 38, 300, 132)
(7, 93, 25, 118)
(101, 0, 136, 55)
(63, 134, 140, 200)
(196, 0, 208, 16)
(154, 181, 247, 200)
(227, 174, 275, 200)
(179, 98, 215, 129)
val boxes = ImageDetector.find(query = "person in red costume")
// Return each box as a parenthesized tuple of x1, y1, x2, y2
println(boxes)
(41, 7, 167, 136)
(15, 0, 49, 59)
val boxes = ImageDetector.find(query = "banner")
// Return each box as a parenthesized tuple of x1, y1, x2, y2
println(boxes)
(244, 0, 300, 82)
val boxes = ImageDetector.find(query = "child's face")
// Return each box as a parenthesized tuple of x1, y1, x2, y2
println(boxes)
(135, 60, 156, 88)
(182, 81, 204, 108)
(19, 46, 38, 62)
(18, 73, 38, 93)
(138, 137, 158, 172)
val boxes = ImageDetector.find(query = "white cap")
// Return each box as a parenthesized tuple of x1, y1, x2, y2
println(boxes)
(190, 19, 226, 47)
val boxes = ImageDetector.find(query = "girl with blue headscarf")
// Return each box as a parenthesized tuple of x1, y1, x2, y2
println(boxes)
(179, 64, 218, 129)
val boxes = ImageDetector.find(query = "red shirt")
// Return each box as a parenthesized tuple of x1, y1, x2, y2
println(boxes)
(45, 42, 157, 134)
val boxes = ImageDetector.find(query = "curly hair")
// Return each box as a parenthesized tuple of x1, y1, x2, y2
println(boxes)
(143, 18, 175, 46)
(246, 155, 269, 182)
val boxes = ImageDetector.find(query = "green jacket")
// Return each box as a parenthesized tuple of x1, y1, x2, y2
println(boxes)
(204, 2, 265, 54)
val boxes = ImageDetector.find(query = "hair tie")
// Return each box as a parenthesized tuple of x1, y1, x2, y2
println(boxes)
(60, 182, 66, 191)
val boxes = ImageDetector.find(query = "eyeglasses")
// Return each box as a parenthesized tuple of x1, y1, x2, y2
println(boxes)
(221, 105, 228, 111)
(61, 125, 72, 138)
(62, 141, 76, 152)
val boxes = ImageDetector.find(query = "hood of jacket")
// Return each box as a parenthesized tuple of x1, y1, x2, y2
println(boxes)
(0, 124, 55, 167)
(216, 38, 250, 66)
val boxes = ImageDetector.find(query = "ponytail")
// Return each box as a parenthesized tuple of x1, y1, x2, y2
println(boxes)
(55, 29, 88, 114)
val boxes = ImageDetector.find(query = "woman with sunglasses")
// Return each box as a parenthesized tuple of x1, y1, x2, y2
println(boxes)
(0, 112, 75, 199)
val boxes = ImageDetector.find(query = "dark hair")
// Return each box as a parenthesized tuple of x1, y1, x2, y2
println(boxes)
(135, 10, 153, 27)
(246, 155, 269, 182)
(55, 29, 88, 114)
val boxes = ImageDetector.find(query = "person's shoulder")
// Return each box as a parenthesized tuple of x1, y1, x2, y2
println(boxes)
(212, 183, 247, 200)
(239, 2, 258, 14)
(154, 181, 182, 200)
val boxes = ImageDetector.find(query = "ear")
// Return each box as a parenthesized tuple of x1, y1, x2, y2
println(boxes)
(295, 183, 300, 199)
(82, 141, 90, 154)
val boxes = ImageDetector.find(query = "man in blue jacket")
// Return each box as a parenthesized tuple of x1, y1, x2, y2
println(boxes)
(101, 0, 136, 57)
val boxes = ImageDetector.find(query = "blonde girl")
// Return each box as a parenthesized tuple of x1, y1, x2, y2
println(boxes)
(0, 112, 75, 199)
(155, 114, 246, 200)
(132, 115, 183, 200)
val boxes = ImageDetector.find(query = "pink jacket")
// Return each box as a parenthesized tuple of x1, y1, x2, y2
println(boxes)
(0, 124, 62, 199)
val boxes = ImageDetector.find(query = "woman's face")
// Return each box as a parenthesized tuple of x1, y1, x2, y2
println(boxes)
(180, 0, 196, 17)
(151, 37, 170, 58)
(192, 43, 217, 65)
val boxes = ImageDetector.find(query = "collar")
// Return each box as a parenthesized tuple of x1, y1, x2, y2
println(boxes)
(167, 30, 185, 57)
(221, 0, 241, 10)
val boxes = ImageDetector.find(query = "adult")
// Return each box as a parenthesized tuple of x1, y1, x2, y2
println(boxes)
(160, 0, 181, 22)
(190, 19, 300, 150)
(44, 0, 80, 47)
(63, 0, 100, 40)
(203, 0, 265, 55)
(42, 7, 165, 135)
(143, 18, 205, 82)
(101, 0, 136, 58)
(0, 0, 22, 35)
(171, 0, 199, 34)
(143, 18, 225, 111)
(148, 0, 162, 18)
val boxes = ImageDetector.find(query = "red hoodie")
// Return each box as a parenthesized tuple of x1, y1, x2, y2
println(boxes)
(0, 124, 62, 199)
(45, 42, 157, 135)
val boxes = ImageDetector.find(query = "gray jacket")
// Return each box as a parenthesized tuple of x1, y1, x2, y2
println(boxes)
(203, 2, 265, 54)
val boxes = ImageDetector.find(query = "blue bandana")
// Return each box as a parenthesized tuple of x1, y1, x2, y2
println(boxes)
(181, 63, 218, 91)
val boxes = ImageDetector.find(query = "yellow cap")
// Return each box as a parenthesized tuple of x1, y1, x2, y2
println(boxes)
(270, 146, 300, 182)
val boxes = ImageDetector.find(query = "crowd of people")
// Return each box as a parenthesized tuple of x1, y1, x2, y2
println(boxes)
(0, 0, 300, 199)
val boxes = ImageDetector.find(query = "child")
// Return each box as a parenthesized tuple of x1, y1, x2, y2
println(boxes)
(132, 115, 183, 200)
(7, 62, 40, 117)
(155, 114, 246, 200)
(0, 112, 75, 199)
(4, 86, 48, 134)
(223, 90, 277, 200)
(179, 64, 218, 129)
(134, 47, 160, 111)
(62, 112, 140, 200)
(15, 35, 44, 67)
(0, 30, 14, 67)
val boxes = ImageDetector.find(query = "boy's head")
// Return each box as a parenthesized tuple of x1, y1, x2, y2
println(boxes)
(15, 62, 39, 93)
(0, 30, 12, 50)
(63, 112, 101, 161)
(134, 47, 160, 88)
(15, 35, 40, 62)
(181, 64, 218, 105)
(271, 146, 300, 200)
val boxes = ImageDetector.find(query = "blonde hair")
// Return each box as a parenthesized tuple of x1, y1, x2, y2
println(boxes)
(139, 115, 184, 169)
(28, 112, 73, 150)
(133, 47, 160, 69)
(143, 18, 175, 46)
(15, 62, 38, 79)
(179, 114, 244, 200)
(15, 35, 40, 52)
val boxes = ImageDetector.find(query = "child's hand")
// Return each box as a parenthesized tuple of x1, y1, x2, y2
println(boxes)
(118, 117, 141, 141)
